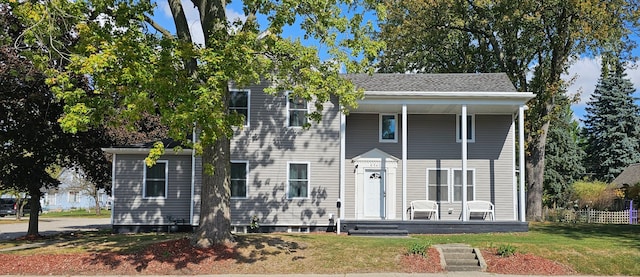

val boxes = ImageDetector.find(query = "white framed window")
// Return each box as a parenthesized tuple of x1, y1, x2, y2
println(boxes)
(230, 161, 248, 198)
(287, 93, 308, 127)
(143, 160, 168, 198)
(427, 169, 449, 202)
(456, 114, 475, 142)
(453, 169, 475, 202)
(287, 162, 310, 198)
(427, 168, 475, 203)
(230, 89, 250, 126)
(68, 191, 80, 203)
(379, 114, 398, 143)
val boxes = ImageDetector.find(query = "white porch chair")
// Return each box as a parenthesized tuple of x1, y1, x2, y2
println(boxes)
(466, 200, 495, 221)
(409, 200, 439, 220)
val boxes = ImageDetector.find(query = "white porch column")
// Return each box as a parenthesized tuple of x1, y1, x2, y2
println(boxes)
(518, 105, 526, 222)
(402, 104, 408, 220)
(339, 111, 346, 233)
(461, 105, 468, 222)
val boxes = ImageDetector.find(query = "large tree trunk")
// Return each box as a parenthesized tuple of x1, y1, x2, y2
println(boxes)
(526, 118, 551, 221)
(26, 185, 41, 237)
(192, 137, 234, 247)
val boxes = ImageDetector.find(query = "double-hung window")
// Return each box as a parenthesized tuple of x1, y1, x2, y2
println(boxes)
(427, 168, 475, 202)
(288, 94, 308, 127)
(144, 161, 168, 198)
(427, 169, 449, 202)
(456, 114, 475, 142)
(288, 162, 309, 198)
(379, 114, 398, 142)
(230, 90, 250, 126)
(453, 169, 475, 202)
(230, 161, 248, 198)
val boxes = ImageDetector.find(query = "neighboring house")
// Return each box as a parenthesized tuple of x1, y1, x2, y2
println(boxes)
(612, 163, 640, 187)
(104, 73, 534, 233)
(42, 169, 110, 211)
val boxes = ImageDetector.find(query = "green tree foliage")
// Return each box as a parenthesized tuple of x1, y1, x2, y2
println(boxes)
(544, 96, 585, 208)
(377, 0, 639, 220)
(13, 0, 385, 246)
(582, 56, 640, 182)
(0, 3, 111, 236)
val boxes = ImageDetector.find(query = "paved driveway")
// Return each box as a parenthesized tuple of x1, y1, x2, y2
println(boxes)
(0, 217, 110, 240)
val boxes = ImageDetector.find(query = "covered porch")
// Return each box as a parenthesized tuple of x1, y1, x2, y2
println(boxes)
(339, 74, 535, 233)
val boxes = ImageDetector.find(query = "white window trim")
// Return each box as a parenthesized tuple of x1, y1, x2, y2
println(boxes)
(68, 191, 80, 203)
(456, 114, 476, 143)
(426, 168, 476, 203)
(426, 168, 450, 202)
(287, 161, 311, 199)
(142, 160, 168, 199)
(230, 160, 249, 199)
(451, 168, 476, 203)
(379, 113, 398, 143)
(286, 92, 309, 128)
(230, 89, 250, 127)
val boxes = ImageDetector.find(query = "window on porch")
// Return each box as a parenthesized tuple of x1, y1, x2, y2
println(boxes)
(143, 160, 168, 198)
(427, 168, 475, 203)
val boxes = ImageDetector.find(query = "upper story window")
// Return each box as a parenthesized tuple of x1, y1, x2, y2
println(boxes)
(230, 90, 250, 126)
(230, 161, 248, 198)
(379, 114, 398, 143)
(288, 94, 308, 127)
(456, 114, 475, 142)
(288, 162, 310, 198)
(143, 160, 168, 198)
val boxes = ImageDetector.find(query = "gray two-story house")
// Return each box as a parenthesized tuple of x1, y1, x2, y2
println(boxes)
(104, 73, 534, 234)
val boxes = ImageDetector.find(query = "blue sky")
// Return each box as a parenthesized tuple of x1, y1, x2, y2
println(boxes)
(152, 1, 640, 123)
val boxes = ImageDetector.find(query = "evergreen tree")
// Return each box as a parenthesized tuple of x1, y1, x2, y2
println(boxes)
(583, 57, 640, 182)
(544, 96, 585, 208)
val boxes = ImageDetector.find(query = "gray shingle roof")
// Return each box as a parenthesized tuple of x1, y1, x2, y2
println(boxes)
(612, 163, 640, 186)
(344, 73, 517, 92)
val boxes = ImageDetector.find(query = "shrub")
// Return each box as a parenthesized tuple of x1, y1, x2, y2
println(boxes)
(571, 180, 619, 210)
(496, 244, 517, 257)
(407, 241, 430, 257)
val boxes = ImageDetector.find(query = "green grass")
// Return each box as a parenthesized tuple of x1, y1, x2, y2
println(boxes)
(0, 222, 638, 275)
(39, 209, 111, 218)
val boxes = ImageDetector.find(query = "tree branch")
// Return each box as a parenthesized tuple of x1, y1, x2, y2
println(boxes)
(144, 14, 174, 38)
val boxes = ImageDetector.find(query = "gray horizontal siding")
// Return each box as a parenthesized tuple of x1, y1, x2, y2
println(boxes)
(113, 155, 193, 225)
(345, 113, 515, 221)
(228, 81, 341, 227)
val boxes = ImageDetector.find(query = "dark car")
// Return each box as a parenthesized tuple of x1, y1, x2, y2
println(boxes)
(0, 198, 17, 217)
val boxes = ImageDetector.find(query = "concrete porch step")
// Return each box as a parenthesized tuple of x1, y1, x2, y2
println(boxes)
(436, 244, 486, 272)
(354, 224, 400, 230)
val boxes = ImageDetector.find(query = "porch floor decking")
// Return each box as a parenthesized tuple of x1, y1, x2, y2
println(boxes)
(341, 219, 528, 234)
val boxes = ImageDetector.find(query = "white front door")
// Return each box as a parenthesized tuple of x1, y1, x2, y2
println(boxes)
(364, 170, 385, 218)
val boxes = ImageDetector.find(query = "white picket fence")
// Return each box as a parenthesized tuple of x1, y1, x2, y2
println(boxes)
(546, 208, 638, 224)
